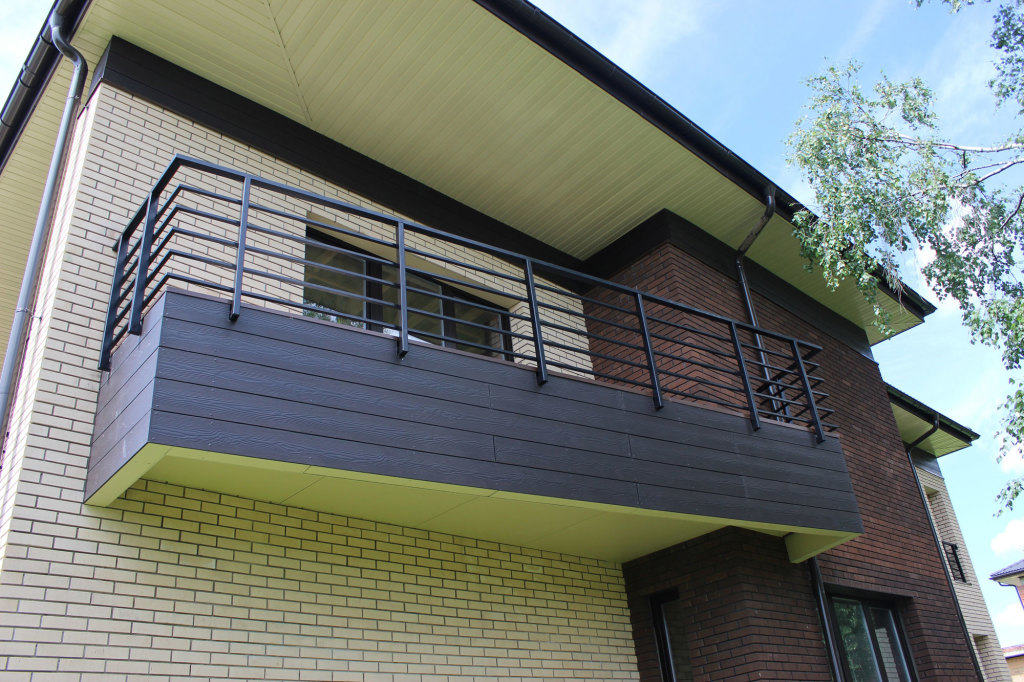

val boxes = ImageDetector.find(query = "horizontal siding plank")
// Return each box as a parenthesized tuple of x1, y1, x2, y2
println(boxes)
(149, 410, 640, 508)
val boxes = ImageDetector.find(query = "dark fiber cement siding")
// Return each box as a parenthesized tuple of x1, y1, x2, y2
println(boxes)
(89, 290, 861, 536)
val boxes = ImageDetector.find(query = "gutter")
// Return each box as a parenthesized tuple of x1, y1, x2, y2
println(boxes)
(0, 12, 88, 451)
(905, 418, 985, 681)
(887, 383, 980, 449)
(0, 0, 90, 173)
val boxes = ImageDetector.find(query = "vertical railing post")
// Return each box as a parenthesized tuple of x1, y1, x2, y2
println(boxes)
(395, 221, 409, 358)
(634, 292, 662, 409)
(730, 321, 760, 430)
(523, 259, 547, 385)
(230, 175, 251, 321)
(128, 192, 157, 335)
(791, 339, 824, 442)
(98, 233, 128, 370)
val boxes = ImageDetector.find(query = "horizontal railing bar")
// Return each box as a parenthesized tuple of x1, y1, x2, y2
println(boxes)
(537, 318, 645, 353)
(647, 330, 736, 360)
(404, 284, 524, 320)
(245, 245, 395, 289)
(536, 299, 639, 334)
(242, 267, 399, 310)
(404, 246, 527, 286)
(532, 281, 637, 316)
(751, 390, 808, 408)
(541, 338, 651, 371)
(404, 305, 532, 341)
(652, 349, 739, 377)
(543, 360, 649, 387)
(249, 203, 399, 251)
(645, 314, 733, 345)
(246, 221, 397, 267)
(385, 326, 534, 360)
(174, 183, 242, 206)
(660, 386, 748, 412)
(654, 366, 744, 394)
(403, 265, 529, 305)
(239, 289, 394, 329)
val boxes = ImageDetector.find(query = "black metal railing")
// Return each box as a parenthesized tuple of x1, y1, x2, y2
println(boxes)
(943, 541, 968, 583)
(98, 155, 836, 440)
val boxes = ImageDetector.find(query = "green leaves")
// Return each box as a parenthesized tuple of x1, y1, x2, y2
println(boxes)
(788, 19, 1024, 512)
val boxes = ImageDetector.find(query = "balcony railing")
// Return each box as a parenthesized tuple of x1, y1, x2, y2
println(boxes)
(98, 155, 835, 440)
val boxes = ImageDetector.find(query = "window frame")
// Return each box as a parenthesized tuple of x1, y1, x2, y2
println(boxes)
(650, 589, 688, 682)
(304, 227, 514, 360)
(826, 590, 918, 682)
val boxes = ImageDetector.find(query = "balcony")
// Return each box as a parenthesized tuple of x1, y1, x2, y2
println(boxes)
(88, 156, 860, 562)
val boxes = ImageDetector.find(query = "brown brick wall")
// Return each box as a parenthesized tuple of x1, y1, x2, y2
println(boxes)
(623, 528, 833, 681)
(610, 241, 978, 680)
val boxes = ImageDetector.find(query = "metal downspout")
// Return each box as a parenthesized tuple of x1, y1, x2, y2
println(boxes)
(733, 188, 845, 680)
(0, 13, 87, 452)
(906, 418, 985, 681)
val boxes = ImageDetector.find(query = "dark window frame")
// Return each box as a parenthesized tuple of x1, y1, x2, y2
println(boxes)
(826, 589, 918, 682)
(651, 588, 689, 682)
(942, 541, 968, 583)
(304, 227, 514, 360)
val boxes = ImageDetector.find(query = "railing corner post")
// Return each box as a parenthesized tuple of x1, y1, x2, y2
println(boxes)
(128, 191, 157, 336)
(730, 321, 760, 431)
(635, 292, 663, 410)
(396, 221, 409, 358)
(98, 233, 128, 370)
(523, 259, 547, 386)
(791, 339, 825, 443)
(229, 176, 252, 322)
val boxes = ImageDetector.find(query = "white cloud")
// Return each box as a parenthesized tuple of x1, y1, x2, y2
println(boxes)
(994, 601, 1024, 632)
(992, 518, 1024, 555)
(532, 0, 706, 79)
(835, 0, 894, 62)
(1001, 442, 1024, 475)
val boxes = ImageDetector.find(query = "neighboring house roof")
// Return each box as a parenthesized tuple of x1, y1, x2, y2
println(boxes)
(991, 558, 1024, 582)
(0, 0, 935, 355)
(1004, 644, 1024, 658)
(887, 383, 979, 458)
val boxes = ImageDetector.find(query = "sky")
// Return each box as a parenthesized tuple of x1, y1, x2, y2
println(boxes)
(2, 0, 1024, 649)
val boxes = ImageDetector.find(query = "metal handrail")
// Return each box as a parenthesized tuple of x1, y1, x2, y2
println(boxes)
(98, 155, 832, 441)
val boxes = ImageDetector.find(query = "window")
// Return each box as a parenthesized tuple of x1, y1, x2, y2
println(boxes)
(651, 590, 693, 682)
(302, 228, 511, 359)
(942, 542, 968, 583)
(830, 596, 915, 682)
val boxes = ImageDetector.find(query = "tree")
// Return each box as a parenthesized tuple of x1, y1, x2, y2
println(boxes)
(786, 0, 1024, 511)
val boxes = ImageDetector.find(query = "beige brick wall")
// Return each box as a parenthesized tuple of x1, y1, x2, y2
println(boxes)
(0, 83, 638, 679)
(919, 466, 1012, 681)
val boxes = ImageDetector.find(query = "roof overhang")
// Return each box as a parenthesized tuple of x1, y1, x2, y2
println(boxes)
(0, 0, 933, 356)
(887, 383, 979, 458)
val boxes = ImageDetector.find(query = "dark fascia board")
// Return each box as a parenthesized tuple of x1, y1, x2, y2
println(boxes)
(886, 382, 980, 447)
(585, 209, 875, 359)
(0, 0, 90, 172)
(88, 37, 585, 276)
(473, 0, 934, 323)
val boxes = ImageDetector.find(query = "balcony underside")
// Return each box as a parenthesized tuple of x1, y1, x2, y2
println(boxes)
(88, 290, 861, 563)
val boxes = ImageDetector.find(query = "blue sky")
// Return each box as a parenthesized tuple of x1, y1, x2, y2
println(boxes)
(3, 0, 1023, 647)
